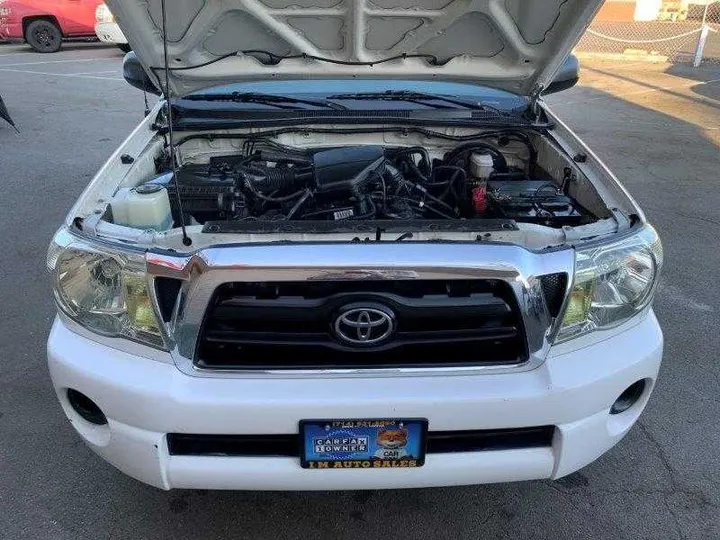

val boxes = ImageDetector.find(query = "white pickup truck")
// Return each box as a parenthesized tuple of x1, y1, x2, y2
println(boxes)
(47, 0, 663, 490)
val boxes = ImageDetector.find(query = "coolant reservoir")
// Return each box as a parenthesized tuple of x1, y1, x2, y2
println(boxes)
(111, 184, 173, 231)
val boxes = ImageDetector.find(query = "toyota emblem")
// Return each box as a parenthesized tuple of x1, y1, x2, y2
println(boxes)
(333, 304, 396, 346)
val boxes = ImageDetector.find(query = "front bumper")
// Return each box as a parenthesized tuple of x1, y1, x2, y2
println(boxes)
(0, 21, 22, 41)
(47, 311, 663, 490)
(94, 22, 127, 45)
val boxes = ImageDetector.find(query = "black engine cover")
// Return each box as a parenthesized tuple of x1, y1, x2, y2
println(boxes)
(311, 146, 385, 195)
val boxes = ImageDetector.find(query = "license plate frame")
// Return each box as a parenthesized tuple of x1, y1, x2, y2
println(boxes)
(299, 418, 428, 469)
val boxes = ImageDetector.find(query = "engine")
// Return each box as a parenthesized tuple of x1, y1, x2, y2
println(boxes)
(127, 140, 594, 228)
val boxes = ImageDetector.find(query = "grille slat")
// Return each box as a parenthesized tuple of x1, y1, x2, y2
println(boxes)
(215, 293, 511, 311)
(196, 279, 528, 370)
(203, 325, 519, 346)
(167, 426, 555, 457)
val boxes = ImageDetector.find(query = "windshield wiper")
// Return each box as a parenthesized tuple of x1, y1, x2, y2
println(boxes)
(326, 90, 507, 114)
(183, 91, 347, 110)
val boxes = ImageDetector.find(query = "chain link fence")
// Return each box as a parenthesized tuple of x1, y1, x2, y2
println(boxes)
(576, 2, 720, 65)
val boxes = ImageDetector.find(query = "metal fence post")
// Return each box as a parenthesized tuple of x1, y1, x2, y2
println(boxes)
(693, 24, 710, 67)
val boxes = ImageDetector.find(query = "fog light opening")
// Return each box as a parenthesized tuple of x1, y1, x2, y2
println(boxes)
(610, 380, 646, 415)
(67, 389, 107, 426)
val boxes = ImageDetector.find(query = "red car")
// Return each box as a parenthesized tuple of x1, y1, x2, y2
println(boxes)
(0, 0, 103, 52)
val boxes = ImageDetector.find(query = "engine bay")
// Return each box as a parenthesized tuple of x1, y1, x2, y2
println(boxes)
(109, 134, 598, 233)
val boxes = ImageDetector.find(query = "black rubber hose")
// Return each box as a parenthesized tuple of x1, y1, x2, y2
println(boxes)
(437, 167, 467, 210)
(391, 146, 431, 178)
(242, 177, 307, 202)
(401, 155, 429, 183)
(241, 165, 310, 193)
(284, 189, 314, 219)
(427, 165, 466, 187)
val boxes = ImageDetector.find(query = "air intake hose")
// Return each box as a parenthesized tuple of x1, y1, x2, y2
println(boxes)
(240, 165, 309, 193)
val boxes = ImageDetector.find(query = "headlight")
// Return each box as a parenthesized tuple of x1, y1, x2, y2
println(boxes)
(95, 4, 115, 24)
(47, 229, 165, 349)
(557, 225, 663, 342)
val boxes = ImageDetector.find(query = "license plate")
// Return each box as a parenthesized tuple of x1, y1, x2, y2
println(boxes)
(300, 418, 427, 469)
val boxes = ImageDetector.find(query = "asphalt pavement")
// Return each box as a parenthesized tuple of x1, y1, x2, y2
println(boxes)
(0, 42, 719, 540)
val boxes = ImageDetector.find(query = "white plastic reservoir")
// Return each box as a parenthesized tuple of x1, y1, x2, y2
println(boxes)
(469, 153, 495, 180)
(111, 184, 173, 231)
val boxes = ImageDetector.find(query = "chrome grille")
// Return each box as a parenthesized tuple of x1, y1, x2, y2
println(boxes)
(195, 279, 527, 370)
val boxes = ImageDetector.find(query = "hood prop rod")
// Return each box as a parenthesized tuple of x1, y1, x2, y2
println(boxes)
(160, 0, 191, 247)
(529, 84, 544, 122)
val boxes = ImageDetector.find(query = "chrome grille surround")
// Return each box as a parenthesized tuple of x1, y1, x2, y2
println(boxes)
(146, 243, 574, 378)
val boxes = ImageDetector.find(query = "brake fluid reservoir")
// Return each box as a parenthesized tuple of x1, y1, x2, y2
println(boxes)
(469, 153, 494, 180)
(111, 184, 173, 231)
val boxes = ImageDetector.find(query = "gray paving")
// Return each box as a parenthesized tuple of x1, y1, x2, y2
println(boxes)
(0, 42, 719, 539)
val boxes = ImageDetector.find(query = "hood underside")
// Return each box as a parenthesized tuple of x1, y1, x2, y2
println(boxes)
(106, 0, 602, 98)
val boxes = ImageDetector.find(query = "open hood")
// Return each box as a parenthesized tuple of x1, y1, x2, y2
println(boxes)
(106, 0, 602, 99)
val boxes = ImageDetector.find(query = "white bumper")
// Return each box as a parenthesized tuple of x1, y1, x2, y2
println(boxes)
(47, 312, 663, 490)
(95, 22, 127, 45)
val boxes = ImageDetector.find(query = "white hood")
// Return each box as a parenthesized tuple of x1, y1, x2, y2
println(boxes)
(106, 0, 602, 98)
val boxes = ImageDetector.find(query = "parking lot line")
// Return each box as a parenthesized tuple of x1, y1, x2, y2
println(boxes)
(0, 52, 39, 58)
(0, 58, 106, 67)
(73, 70, 119, 75)
(0, 67, 124, 81)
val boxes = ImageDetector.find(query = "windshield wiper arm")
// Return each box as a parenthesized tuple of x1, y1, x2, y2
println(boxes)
(326, 90, 504, 113)
(183, 91, 347, 110)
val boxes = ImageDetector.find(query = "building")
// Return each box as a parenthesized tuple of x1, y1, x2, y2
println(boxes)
(594, 0, 717, 22)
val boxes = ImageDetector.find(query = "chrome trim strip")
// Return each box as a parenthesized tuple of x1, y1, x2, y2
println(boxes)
(147, 243, 575, 378)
